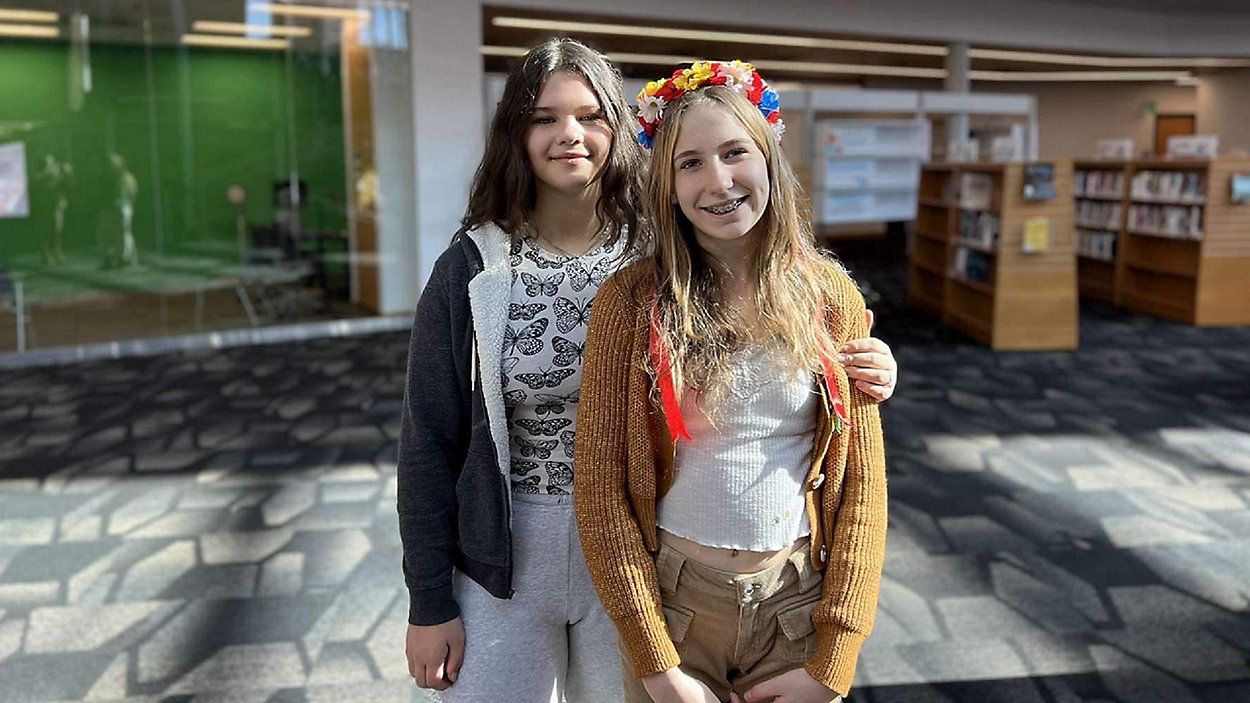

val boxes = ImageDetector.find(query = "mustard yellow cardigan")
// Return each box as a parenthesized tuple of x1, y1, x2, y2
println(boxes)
(572, 260, 888, 697)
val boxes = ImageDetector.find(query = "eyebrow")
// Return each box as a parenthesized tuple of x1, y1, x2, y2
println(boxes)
(673, 138, 752, 163)
(532, 105, 601, 113)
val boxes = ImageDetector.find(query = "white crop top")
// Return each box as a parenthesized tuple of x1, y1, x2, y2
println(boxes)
(656, 344, 819, 551)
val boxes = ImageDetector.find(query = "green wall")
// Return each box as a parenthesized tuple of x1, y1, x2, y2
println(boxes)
(0, 39, 346, 265)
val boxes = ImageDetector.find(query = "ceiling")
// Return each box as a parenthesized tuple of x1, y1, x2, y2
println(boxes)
(480, 5, 1250, 86)
(5, 1, 1250, 85)
(1045, 0, 1250, 13)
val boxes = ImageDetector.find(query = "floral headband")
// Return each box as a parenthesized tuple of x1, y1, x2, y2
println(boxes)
(634, 60, 784, 149)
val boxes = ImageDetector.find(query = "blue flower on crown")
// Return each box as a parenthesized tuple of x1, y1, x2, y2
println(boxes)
(634, 121, 654, 149)
(760, 89, 780, 118)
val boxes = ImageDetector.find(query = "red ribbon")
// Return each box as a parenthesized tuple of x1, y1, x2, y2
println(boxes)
(649, 307, 693, 442)
(649, 305, 849, 440)
(820, 353, 852, 432)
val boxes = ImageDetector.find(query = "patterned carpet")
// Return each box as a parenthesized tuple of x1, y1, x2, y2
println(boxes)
(0, 246, 1248, 702)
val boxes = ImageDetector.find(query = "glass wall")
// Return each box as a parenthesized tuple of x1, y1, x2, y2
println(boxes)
(0, 1, 411, 353)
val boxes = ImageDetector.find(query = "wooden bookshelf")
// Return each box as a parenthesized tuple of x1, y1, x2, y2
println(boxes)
(1073, 160, 1129, 305)
(1071, 157, 1250, 326)
(909, 162, 1078, 350)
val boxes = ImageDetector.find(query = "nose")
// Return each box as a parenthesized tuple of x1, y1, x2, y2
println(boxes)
(705, 159, 734, 194)
(558, 116, 584, 145)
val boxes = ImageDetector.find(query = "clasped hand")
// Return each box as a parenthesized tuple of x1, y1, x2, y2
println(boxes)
(644, 666, 841, 703)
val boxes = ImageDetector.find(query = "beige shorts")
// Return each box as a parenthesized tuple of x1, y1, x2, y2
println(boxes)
(621, 538, 836, 702)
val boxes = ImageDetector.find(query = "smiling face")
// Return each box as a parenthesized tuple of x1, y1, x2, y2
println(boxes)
(524, 71, 613, 199)
(670, 102, 771, 255)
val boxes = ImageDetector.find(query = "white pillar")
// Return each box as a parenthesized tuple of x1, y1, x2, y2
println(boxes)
(409, 0, 484, 295)
(945, 42, 971, 156)
(372, 43, 417, 313)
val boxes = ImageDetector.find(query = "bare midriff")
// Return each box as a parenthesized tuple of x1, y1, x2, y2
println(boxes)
(658, 529, 808, 574)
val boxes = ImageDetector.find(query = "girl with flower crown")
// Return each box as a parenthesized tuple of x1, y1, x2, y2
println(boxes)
(399, 42, 896, 702)
(574, 62, 887, 703)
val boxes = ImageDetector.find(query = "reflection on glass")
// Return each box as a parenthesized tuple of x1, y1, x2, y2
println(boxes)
(0, 1, 411, 352)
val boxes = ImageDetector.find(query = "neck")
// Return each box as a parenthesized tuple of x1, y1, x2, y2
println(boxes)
(695, 226, 762, 327)
(532, 184, 602, 251)
(697, 228, 757, 284)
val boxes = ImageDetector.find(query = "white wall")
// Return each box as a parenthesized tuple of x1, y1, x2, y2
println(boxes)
(1197, 69, 1250, 156)
(371, 45, 419, 314)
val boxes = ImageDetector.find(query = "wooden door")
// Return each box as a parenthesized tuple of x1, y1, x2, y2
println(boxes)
(1155, 114, 1196, 156)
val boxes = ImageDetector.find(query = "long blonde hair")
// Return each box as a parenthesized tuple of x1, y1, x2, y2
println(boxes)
(647, 85, 849, 398)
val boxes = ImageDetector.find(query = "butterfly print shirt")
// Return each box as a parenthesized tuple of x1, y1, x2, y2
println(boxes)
(502, 233, 629, 495)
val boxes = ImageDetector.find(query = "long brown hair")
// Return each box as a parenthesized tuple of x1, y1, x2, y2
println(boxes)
(461, 38, 644, 250)
(647, 85, 850, 397)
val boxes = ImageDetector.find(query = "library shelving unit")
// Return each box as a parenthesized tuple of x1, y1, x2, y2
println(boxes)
(1073, 160, 1129, 304)
(910, 162, 1078, 350)
(1116, 158, 1250, 326)
(811, 119, 931, 225)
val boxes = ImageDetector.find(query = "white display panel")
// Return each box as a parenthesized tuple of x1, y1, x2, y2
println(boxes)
(812, 119, 930, 225)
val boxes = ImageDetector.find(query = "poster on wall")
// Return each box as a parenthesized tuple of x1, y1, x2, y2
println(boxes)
(0, 141, 30, 219)
(1022, 162, 1057, 201)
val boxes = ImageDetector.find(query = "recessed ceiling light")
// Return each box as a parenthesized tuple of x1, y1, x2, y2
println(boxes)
(483, 46, 1195, 83)
(971, 69, 1194, 82)
(0, 22, 59, 38)
(251, 3, 370, 22)
(491, 16, 946, 57)
(192, 21, 312, 38)
(490, 16, 1250, 70)
(0, 9, 58, 23)
(181, 34, 291, 50)
(970, 48, 1249, 69)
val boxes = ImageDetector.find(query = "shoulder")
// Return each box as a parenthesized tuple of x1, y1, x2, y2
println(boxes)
(600, 257, 660, 301)
(819, 257, 867, 339)
(598, 259, 658, 313)
(588, 260, 656, 340)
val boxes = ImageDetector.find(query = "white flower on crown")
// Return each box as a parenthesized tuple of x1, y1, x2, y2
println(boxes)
(638, 94, 667, 124)
(772, 119, 787, 139)
(719, 60, 756, 94)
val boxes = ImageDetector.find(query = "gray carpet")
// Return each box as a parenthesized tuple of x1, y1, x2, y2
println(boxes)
(0, 256, 1248, 701)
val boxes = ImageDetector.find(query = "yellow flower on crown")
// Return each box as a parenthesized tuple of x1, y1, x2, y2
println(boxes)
(641, 79, 667, 100)
(674, 61, 715, 91)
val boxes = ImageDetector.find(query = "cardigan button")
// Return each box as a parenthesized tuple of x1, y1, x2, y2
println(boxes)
(819, 545, 828, 563)
(810, 474, 825, 491)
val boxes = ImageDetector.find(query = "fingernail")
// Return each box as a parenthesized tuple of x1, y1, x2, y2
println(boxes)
(839, 354, 851, 363)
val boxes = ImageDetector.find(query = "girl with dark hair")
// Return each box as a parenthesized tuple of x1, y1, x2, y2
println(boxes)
(575, 62, 887, 703)
(398, 42, 896, 702)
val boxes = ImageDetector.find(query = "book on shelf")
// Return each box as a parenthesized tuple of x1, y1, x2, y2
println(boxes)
(950, 246, 993, 284)
(1127, 203, 1203, 239)
(1077, 228, 1117, 261)
(1075, 200, 1121, 229)
(958, 172, 995, 210)
(1130, 170, 1206, 203)
(957, 210, 1000, 249)
(1074, 169, 1124, 198)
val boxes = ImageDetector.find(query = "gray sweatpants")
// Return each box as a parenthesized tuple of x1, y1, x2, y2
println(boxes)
(439, 492, 623, 703)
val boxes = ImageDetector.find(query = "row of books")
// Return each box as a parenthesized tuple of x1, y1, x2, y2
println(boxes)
(1074, 170, 1125, 199)
(950, 246, 992, 284)
(1075, 200, 1121, 230)
(1077, 229, 1117, 261)
(958, 173, 996, 210)
(957, 210, 1000, 249)
(1127, 204, 1204, 239)
(1130, 170, 1205, 203)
